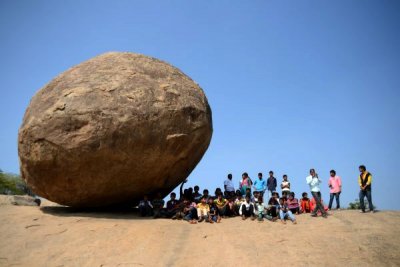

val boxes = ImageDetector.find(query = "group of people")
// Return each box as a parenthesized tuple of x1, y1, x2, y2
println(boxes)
(137, 165, 375, 224)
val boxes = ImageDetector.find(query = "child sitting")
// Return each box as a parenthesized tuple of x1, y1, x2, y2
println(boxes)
(166, 192, 180, 218)
(138, 195, 153, 217)
(300, 192, 311, 213)
(239, 195, 256, 220)
(197, 196, 210, 222)
(255, 196, 266, 221)
(287, 192, 300, 214)
(279, 198, 297, 224)
(208, 197, 218, 223)
(151, 193, 165, 218)
(214, 193, 229, 218)
(265, 192, 280, 221)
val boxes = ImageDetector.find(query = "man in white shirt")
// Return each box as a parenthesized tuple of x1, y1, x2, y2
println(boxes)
(224, 173, 235, 198)
(306, 169, 328, 218)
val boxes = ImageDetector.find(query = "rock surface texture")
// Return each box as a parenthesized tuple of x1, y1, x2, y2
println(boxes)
(18, 52, 212, 207)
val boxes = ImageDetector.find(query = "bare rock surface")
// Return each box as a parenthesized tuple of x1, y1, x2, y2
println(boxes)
(18, 52, 212, 207)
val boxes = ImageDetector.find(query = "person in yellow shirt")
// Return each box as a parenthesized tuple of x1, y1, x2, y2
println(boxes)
(358, 165, 374, 213)
(197, 197, 210, 222)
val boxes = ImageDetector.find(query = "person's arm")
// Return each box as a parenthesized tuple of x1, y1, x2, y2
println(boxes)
(179, 179, 187, 200)
(274, 178, 277, 189)
(358, 175, 363, 189)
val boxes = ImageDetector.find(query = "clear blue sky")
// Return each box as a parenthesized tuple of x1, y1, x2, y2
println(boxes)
(1, 1, 399, 210)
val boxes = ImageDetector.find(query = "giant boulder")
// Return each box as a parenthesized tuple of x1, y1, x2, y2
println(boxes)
(18, 52, 212, 207)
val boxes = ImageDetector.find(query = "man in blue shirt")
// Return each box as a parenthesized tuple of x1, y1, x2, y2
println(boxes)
(253, 172, 266, 197)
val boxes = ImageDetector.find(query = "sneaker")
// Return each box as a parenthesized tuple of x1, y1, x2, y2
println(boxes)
(359, 210, 366, 213)
(322, 214, 328, 218)
(310, 213, 318, 217)
(369, 210, 375, 213)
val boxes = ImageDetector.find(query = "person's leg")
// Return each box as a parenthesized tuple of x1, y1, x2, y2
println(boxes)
(287, 210, 295, 222)
(315, 192, 327, 216)
(328, 193, 334, 210)
(335, 193, 341, 209)
(311, 192, 319, 215)
(359, 190, 366, 212)
(366, 190, 374, 212)
(267, 190, 272, 202)
(279, 210, 284, 220)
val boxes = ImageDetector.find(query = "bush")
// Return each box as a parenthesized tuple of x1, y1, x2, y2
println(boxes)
(0, 169, 29, 195)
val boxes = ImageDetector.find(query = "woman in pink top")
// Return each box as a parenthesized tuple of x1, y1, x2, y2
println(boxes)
(328, 170, 342, 210)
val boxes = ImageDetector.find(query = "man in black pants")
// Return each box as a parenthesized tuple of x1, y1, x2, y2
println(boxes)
(358, 165, 374, 213)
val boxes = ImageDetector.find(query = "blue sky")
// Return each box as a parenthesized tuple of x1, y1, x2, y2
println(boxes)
(1, 1, 399, 209)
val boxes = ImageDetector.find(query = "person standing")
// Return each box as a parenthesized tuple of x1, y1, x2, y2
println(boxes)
(224, 173, 235, 198)
(306, 169, 328, 218)
(266, 171, 277, 202)
(281, 174, 291, 197)
(253, 172, 266, 196)
(328, 170, 342, 210)
(239, 172, 252, 196)
(358, 165, 374, 213)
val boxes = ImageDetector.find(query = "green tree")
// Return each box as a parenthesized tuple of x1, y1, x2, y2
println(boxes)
(0, 170, 27, 195)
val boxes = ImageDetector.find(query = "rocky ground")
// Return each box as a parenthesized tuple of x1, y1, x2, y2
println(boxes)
(0, 196, 399, 267)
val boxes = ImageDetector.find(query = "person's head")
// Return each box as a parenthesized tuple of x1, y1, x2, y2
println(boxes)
(289, 192, 295, 200)
(258, 172, 263, 179)
(279, 198, 284, 205)
(273, 192, 279, 199)
(302, 192, 308, 198)
(215, 188, 222, 196)
(208, 197, 214, 205)
(245, 194, 251, 203)
(310, 169, 316, 176)
(228, 173, 232, 180)
(258, 196, 263, 203)
(236, 190, 242, 196)
(283, 174, 288, 181)
(282, 191, 288, 198)
(170, 192, 176, 200)
(245, 188, 251, 195)
(217, 193, 223, 200)
(200, 196, 206, 204)
(188, 187, 193, 194)
(253, 191, 260, 198)
(242, 172, 249, 179)
(269, 171, 274, 177)
(330, 170, 336, 177)
(359, 165, 366, 173)
(194, 185, 200, 192)
(203, 189, 209, 196)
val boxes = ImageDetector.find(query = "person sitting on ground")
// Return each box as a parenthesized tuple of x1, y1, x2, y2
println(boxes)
(197, 196, 210, 223)
(202, 189, 210, 202)
(287, 192, 300, 215)
(265, 192, 280, 221)
(281, 174, 291, 196)
(300, 192, 311, 213)
(151, 193, 165, 218)
(182, 198, 198, 224)
(193, 185, 202, 204)
(279, 197, 297, 224)
(253, 191, 260, 204)
(255, 196, 266, 221)
(234, 190, 244, 215)
(214, 193, 229, 218)
(166, 192, 180, 218)
(239, 194, 256, 220)
(138, 195, 153, 217)
(208, 197, 219, 223)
